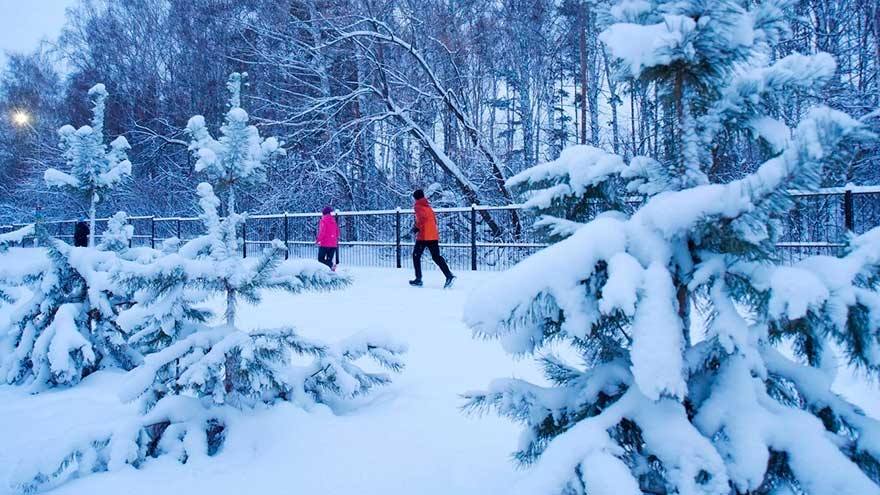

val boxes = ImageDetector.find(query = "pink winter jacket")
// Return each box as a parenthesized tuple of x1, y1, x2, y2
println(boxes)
(317, 214, 339, 247)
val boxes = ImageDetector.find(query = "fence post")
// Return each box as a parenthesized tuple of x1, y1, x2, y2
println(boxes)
(844, 186, 854, 232)
(150, 216, 156, 249)
(284, 213, 289, 260)
(176, 218, 182, 240)
(334, 212, 340, 266)
(242, 218, 248, 258)
(34, 204, 42, 247)
(395, 208, 402, 269)
(470, 204, 477, 271)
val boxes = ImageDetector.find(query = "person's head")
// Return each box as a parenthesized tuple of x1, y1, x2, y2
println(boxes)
(322, 206, 332, 215)
(413, 189, 425, 201)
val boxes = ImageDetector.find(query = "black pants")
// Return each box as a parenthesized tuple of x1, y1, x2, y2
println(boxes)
(318, 247, 337, 268)
(413, 240, 453, 280)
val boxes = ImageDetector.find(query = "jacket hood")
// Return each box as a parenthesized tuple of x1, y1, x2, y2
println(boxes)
(415, 197, 430, 207)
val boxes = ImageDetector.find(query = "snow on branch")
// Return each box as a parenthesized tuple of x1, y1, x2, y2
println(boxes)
(0, 224, 34, 251)
(465, 97, 875, 492)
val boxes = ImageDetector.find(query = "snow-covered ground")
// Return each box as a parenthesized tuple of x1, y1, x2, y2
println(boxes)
(0, 268, 539, 495)
(0, 267, 876, 494)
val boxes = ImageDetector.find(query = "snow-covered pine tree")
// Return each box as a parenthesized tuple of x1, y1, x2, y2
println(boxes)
(0, 236, 140, 391)
(114, 182, 404, 411)
(122, 71, 406, 414)
(13, 74, 407, 493)
(186, 72, 281, 216)
(44, 84, 132, 247)
(97, 211, 134, 253)
(464, 1, 880, 494)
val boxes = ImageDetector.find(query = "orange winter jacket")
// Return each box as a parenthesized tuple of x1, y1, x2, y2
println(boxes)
(413, 198, 439, 241)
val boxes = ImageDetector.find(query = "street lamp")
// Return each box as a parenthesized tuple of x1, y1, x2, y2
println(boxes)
(11, 110, 31, 127)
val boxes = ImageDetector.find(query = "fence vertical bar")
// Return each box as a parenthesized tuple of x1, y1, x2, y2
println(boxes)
(844, 187, 854, 232)
(242, 218, 248, 258)
(176, 218, 181, 240)
(284, 213, 289, 260)
(470, 204, 477, 271)
(395, 208, 402, 269)
(150, 216, 156, 249)
(334, 212, 340, 266)
(34, 204, 42, 247)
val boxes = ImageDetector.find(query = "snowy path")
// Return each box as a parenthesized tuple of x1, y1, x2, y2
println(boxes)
(1, 267, 877, 495)
(0, 268, 538, 495)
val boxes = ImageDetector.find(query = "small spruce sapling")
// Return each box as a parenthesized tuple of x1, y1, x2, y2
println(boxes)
(44, 84, 132, 247)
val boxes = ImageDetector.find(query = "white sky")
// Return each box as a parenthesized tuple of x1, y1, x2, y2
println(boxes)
(0, 0, 73, 65)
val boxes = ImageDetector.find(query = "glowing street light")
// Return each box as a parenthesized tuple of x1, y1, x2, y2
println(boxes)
(11, 110, 31, 127)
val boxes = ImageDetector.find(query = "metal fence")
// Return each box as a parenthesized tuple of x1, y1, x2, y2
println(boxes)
(777, 187, 880, 262)
(4, 187, 880, 270)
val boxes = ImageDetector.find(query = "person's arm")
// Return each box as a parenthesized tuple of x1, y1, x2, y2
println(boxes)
(412, 208, 422, 233)
(316, 218, 323, 245)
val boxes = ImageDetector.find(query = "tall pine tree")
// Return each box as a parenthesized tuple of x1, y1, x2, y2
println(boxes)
(465, 1, 880, 493)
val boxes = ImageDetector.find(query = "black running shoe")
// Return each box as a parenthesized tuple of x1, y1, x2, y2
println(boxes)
(409, 279, 423, 287)
(444, 275, 456, 289)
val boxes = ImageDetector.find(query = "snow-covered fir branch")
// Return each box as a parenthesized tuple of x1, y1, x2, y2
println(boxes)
(465, 1, 880, 493)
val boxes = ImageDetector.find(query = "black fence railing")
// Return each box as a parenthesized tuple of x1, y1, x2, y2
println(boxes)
(4, 187, 880, 270)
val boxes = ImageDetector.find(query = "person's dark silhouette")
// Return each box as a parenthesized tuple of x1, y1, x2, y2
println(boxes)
(73, 221, 89, 247)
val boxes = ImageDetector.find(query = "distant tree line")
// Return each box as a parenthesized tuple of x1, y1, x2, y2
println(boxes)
(0, 0, 877, 228)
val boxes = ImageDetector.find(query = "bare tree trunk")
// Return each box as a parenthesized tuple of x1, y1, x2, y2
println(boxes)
(874, 2, 880, 101)
(88, 191, 98, 248)
(604, 49, 620, 154)
(307, 0, 354, 208)
(578, 2, 588, 145)
(587, 5, 601, 146)
(370, 42, 504, 235)
(630, 83, 637, 158)
(327, 27, 520, 232)
(519, 73, 535, 167)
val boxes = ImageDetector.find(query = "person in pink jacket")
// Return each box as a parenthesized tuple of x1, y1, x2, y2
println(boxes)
(316, 206, 340, 270)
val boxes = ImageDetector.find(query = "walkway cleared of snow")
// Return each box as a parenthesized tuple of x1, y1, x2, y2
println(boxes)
(0, 267, 876, 494)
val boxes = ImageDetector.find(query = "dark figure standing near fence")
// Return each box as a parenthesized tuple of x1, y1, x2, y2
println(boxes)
(316, 206, 339, 270)
(73, 221, 89, 247)
(409, 190, 455, 288)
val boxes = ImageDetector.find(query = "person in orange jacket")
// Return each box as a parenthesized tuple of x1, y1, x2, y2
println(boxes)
(410, 189, 455, 288)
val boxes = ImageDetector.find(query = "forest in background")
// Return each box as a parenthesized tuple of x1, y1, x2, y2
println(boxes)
(0, 0, 878, 224)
